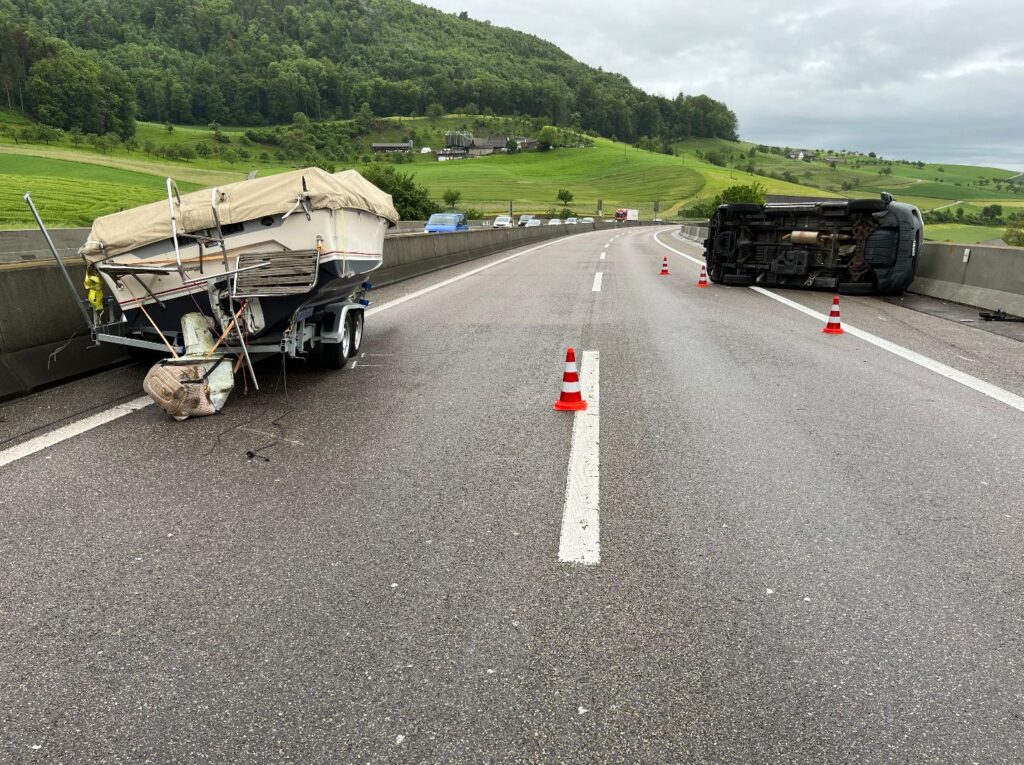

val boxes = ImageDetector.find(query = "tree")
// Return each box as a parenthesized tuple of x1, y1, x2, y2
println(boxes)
(538, 125, 558, 150)
(443, 189, 462, 208)
(556, 189, 573, 205)
(1004, 226, 1024, 247)
(124, 137, 138, 153)
(426, 102, 444, 121)
(956, 207, 964, 220)
(981, 204, 1003, 220)
(165, 122, 174, 133)
(69, 127, 83, 147)
(361, 163, 441, 220)
(354, 101, 374, 134)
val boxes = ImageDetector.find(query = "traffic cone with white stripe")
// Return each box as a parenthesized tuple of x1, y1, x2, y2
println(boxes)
(697, 264, 709, 288)
(822, 294, 844, 335)
(554, 347, 588, 411)
(659, 256, 670, 276)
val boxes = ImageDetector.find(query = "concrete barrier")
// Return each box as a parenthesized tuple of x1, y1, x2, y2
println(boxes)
(0, 222, 602, 399)
(911, 242, 1024, 316)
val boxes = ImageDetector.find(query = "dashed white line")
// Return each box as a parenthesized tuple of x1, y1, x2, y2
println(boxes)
(0, 396, 153, 468)
(592, 272, 603, 291)
(599, 252, 606, 260)
(558, 350, 600, 565)
(651, 232, 1024, 414)
(367, 235, 584, 318)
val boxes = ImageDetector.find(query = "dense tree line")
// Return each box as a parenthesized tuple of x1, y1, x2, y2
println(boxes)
(0, 0, 738, 143)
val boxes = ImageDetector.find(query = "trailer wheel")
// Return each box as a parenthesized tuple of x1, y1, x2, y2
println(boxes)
(348, 310, 363, 358)
(320, 320, 351, 370)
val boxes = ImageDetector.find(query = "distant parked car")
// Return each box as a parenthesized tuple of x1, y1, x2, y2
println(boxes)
(424, 213, 469, 233)
(565, 217, 579, 225)
(524, 219, 542, 227)
(492, 215, 513, 229)
(517, 214, 536, 227)
(548, 219, 562, 225)
(581, 217, 594, 223)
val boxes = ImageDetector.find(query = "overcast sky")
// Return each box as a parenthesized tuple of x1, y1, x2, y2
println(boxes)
(418, 0, 1024, 170)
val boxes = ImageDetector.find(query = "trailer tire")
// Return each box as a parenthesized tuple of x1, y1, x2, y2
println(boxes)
(320, 322, 351, 370)
(348, 310, 363, 358)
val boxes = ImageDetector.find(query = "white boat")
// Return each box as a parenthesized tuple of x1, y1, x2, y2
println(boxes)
(25, 167, 399, 417)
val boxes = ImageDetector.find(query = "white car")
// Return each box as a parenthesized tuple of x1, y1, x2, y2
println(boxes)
(565, 217, 579, 225)
(492, 215, 513, 229)
(548, 218, 562, 225)
(524, 218, 543, 227)
(581, 217, 594, 223)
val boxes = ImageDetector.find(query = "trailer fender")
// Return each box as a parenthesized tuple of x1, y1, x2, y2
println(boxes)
(320, 302, 359, 345)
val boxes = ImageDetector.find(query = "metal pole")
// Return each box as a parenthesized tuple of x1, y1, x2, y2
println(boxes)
(23, 193, 94, 327)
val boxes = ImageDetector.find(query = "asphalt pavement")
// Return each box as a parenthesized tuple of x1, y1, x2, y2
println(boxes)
(1, 227, 1022, 764)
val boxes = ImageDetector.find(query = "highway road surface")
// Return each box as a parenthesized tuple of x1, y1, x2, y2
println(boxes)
(1, 227, 1022, 764)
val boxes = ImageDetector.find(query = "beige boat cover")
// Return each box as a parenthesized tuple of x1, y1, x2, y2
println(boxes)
(80, 167, 400, 263)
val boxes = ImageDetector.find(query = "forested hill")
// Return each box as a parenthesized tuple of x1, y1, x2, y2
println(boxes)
(0, 0, 738, 143)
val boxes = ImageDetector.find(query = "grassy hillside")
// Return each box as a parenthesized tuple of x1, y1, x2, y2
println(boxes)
(2, 109, 1021, 244)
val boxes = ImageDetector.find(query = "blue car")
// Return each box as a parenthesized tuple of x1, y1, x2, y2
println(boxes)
(424, 213, 469, 233)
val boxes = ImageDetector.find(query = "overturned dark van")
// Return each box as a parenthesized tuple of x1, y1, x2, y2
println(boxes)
(702, 193, 923, 294)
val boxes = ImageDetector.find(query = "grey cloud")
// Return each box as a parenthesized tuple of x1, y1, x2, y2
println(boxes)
(417, 0, 1024, 169)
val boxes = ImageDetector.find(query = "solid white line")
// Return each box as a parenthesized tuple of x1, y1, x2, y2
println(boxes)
(366, 235, 583, 317)
(653, 230, 1024, 414)
(592, 272, 603, 291)
(653, 231, 704, 265)
(599, 252, 606, 260)
(0, 234, 590, 470)
(749, 287, 1024, 413)
(558, 350, 600, 565)
(0, 396, 153, 468)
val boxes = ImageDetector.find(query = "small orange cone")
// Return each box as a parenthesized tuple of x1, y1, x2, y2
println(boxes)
(822, 294, 844, 334)
(554, 347, 588, 411)
(697, 264, 709, 288)
(659, 256, 670, 276)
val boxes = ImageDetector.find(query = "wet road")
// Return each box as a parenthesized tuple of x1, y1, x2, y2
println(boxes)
(1, 227, 1022, 764)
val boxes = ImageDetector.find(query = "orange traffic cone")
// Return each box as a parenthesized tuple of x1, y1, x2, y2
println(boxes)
(822, 294, 844, 334)
(697, 264, 709, 288)
(659, 257, 670, 276)
(554, 347, 588, 411)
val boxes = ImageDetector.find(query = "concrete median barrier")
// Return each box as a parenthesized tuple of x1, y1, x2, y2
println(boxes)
(911, 242, 1024, 317)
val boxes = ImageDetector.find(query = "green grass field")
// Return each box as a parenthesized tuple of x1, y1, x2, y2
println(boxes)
(921, 224, 1008, 244)
(0, 154, 202, 227)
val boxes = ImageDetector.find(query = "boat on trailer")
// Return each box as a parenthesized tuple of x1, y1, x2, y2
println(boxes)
(25, 167, 399, 418)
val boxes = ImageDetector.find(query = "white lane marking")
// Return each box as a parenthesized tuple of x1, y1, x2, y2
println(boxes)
(367, 234, 588, 318)
(653, 231, 704, 265)
(749, 287, 1024, 413)
(599, 253, 606, 261)
(654, 231, 1024, 414)
(592, 272, 603, 292)
(1, 234, 590, 469)
(0, 396, 153, 468)
(558, 351, 600, 565)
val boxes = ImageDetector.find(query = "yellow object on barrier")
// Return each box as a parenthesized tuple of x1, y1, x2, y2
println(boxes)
(84, 270, 104, 315)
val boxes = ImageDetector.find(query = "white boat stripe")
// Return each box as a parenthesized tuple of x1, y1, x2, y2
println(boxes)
(558, 350, 600, 565)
